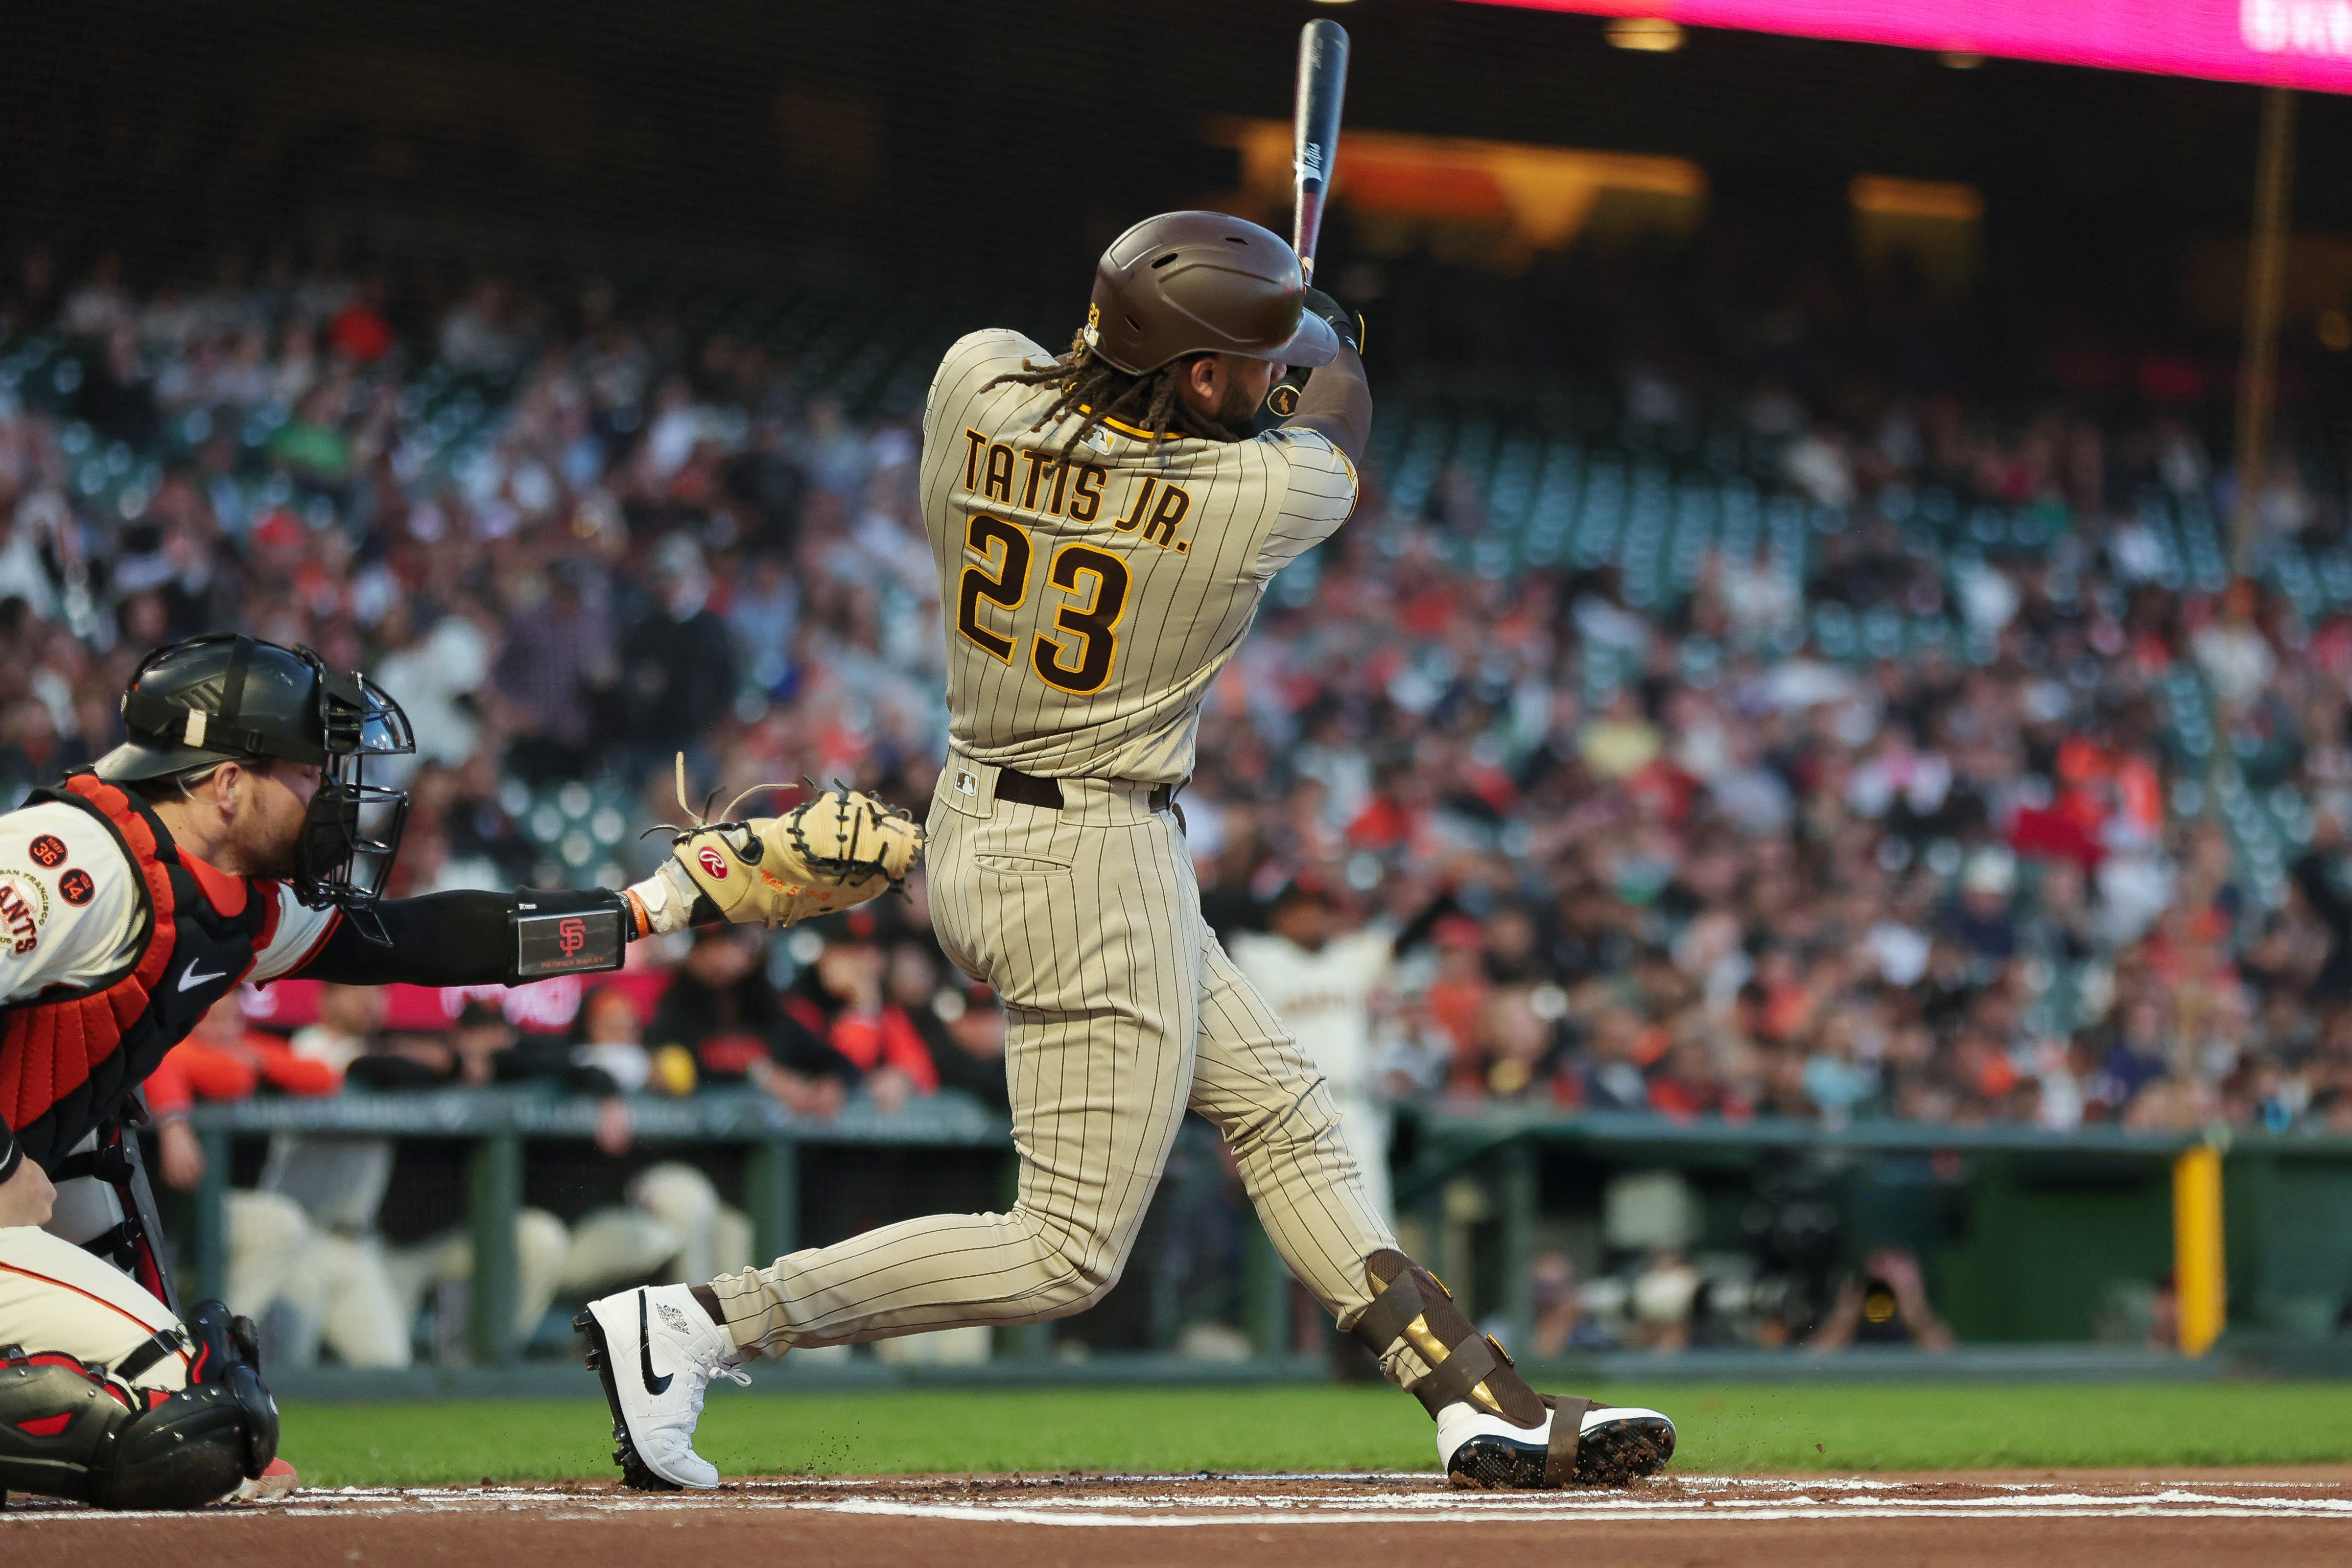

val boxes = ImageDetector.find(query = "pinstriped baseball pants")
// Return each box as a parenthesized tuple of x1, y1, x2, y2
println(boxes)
(705, 757, 1398, 1356)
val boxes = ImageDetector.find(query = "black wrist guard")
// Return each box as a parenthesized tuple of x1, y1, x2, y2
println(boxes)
(513, 889, 632, 982)
(1301, 286, 1360, 354)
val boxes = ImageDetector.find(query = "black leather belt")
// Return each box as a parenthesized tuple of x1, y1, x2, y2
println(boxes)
(995, 766, 1175, 815)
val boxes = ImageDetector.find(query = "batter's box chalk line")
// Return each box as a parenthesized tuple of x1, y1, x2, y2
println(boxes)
(5, 1475, 2351, 1525)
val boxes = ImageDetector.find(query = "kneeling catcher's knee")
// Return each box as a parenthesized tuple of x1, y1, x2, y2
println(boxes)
(0, 1300, 279, 1510)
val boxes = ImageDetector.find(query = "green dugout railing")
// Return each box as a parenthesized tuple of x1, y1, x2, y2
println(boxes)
(180, 1093, 2352, 1365)
(182, 1087, 1011, 1365)
(1391, 1104, 2352, 1357)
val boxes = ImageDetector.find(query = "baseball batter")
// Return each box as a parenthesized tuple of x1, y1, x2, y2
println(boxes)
(581, 213, 1675, 1492)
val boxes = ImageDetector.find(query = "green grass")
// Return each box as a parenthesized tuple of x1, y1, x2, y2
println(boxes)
(279, 1382, 2352, 1487)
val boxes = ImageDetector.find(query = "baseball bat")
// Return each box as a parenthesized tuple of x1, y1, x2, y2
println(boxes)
(1265, 18, 1349, 421)
(1291, 16, 1349, 284)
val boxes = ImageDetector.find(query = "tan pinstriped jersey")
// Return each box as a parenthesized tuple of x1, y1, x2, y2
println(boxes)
(920, 329, 1358, 784)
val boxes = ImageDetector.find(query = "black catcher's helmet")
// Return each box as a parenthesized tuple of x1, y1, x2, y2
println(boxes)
(96, 633, 415, 936)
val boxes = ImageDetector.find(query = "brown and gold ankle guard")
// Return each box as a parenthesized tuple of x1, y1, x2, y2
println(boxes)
(1349, 1250, 1545, 1425)
(1355, 1260, 1665, 1495)
(1349, 1249, 1608, 1486)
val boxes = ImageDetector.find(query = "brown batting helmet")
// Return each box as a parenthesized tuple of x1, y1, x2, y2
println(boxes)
(1084, 211, 1341, 375)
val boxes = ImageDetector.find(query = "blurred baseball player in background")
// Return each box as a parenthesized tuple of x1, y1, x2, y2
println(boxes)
(0, 632, 917, 1509)
(1230, 874, 1406, 1226)
(579, 212, 1675, 1493)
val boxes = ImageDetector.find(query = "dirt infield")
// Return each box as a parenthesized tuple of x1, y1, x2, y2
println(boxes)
(7, 1468, 2351, 1568)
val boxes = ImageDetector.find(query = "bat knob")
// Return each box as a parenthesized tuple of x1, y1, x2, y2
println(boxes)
(1264, 384, 1301, 418)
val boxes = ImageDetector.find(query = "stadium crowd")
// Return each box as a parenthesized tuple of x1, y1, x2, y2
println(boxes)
(4, 241, 2352, 1168)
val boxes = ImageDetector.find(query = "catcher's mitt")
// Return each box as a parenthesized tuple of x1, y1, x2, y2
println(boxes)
(666, 757, 923, 929)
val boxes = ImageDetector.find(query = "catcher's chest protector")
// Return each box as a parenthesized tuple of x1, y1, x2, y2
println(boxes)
(0, 776, 280, 1171)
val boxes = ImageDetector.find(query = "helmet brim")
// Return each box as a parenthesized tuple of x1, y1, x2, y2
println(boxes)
(1267, 309, 1341, 369)
(92, 740, 252, 783)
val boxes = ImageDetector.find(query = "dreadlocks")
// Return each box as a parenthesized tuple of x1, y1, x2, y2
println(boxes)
(978, 329, 1241, 454)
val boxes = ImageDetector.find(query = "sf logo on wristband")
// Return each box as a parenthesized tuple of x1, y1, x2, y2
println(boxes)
(516, 907, 624, 977)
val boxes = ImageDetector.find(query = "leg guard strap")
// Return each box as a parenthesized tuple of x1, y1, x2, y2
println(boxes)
(1350, 1250, 1545, 1426)
(113, 1328, 187, 1384)
(1412, 1331, 1511, 1416)
(1540, 1395, 1597, 1486)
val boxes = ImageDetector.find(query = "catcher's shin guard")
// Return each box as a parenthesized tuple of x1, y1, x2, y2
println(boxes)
(0, 1353, 141, 1505)
(0, 1302, 278, 1510)
(1348, 1249, 1672, 1488)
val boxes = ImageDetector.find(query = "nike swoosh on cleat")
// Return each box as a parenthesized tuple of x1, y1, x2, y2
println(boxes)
(638, 1292, 672, 1395)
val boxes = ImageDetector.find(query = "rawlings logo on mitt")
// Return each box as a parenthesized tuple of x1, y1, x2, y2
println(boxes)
(667, 757, 923, 930)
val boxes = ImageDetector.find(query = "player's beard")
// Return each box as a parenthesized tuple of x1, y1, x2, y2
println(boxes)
(1204, 375, 1263, 441)
(235, 795, 307, 883)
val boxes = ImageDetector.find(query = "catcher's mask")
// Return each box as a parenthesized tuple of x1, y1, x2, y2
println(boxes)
(99, 632, 415, 940)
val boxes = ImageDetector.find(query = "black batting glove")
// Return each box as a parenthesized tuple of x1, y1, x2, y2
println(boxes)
(1302, 287, 1362, 355)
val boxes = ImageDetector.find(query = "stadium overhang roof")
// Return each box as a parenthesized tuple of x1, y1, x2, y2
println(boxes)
(1463, 1, 2352, 93)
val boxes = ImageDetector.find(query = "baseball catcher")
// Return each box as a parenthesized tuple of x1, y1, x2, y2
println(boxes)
(0, 632, 918, 1509)
(576, 212, 1674, 1492)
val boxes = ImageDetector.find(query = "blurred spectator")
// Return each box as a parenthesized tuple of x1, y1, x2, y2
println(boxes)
(0, 238, 2344, 1151)
(1625, 1249, 1704, 1351)
(787, 913, 937, 1114)
(913, 974, 1011, 1114)
(617, 535, 735, 764)
(289, 983, 383, 1081)
(573, 983, 659, 1094)
(647, 926, 856, 1117)
(1529, 1251, 1613, 1355)
(147, 992, 340, 1189)
(887, 941, 1011, 1114)
(494, 558, 613, 784)
(1807, 1246, 1956, 1351)
(1575, 1007, 1655, 1112)
(161, 991, 340, 1103)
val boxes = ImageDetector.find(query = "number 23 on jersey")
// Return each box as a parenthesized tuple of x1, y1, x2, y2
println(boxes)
(956, 514, 1131, 695)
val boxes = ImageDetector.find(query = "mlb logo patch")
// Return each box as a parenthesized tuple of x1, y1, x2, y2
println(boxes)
(956, 770, 979, 797)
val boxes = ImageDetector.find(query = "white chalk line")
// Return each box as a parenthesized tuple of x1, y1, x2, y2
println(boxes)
(8, 1474, 2351, 1527)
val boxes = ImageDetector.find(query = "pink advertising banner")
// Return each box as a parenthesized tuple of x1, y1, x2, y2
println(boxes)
(1466, 1, 2352, 93)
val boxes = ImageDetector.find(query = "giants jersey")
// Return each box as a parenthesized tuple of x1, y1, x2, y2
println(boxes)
(0, 799, 335, 1007)
(1227, 927, 1394, 1108)
(920, 330, 1358, 784)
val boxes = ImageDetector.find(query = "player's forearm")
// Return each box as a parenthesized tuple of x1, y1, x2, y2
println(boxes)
(295, 888, 649, 987)
(1284, 343, 1370, 467)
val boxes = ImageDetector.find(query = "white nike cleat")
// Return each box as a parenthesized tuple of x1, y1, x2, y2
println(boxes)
(576, 1285, 750, 1491)
(1437, 1397, 1676, 1488)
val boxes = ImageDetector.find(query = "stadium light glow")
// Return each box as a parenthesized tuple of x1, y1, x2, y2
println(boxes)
(1464, 1, 2352, 93)
(1850, 174, 1984, 221)
(1605, 17, 1686, 50)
